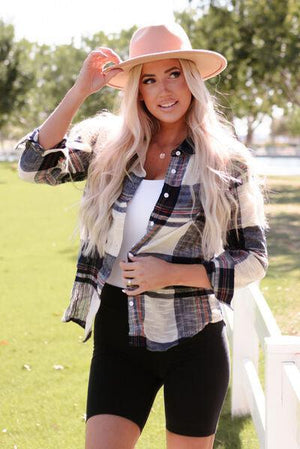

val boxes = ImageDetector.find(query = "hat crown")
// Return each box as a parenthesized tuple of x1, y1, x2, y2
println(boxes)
(105, 22, 227, 89)
(129, 23, 192, 59)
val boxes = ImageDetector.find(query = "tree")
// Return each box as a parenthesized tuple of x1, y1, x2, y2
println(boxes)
(13, 26, 138, 136)
(272, 106, 300, 138)
(176, 0, 300, 144)
(287, 107, 300, 137)
(0, 20, 34, 137)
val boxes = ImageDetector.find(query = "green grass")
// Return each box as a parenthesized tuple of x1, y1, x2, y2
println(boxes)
(260, 176, 300, 335)
(1, 163, 299, 449)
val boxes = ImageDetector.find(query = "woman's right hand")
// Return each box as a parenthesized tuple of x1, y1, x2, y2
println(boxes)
(74, 47, 123, 97)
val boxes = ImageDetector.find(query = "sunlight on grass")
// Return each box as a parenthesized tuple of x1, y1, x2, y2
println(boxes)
(263, 175, 300, 335)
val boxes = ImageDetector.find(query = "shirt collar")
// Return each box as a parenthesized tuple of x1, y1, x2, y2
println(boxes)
(131, 137, 195, 177)
(171, 137, 195, 156)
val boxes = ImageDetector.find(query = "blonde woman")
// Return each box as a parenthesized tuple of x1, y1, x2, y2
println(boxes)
(16, 23, 268, 449)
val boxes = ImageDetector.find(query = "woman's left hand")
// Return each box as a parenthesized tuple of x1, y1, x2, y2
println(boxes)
(119, 253, 171, 295)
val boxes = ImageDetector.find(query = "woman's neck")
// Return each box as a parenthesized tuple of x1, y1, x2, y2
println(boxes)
(151, 122, 187, 148)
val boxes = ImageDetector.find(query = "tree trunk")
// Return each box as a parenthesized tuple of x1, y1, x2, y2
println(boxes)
(245, 120, 254, 146)
(245, 114, 266, 146)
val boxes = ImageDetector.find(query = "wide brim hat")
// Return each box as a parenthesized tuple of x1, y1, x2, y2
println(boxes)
(104, 22, 227, 90)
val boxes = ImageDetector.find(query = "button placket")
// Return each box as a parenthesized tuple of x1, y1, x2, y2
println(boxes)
(146, 148, 186, 235)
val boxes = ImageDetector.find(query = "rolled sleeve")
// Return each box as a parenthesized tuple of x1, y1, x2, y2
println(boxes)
(203, 164, 268, 307)
(16, 125, 94, 185)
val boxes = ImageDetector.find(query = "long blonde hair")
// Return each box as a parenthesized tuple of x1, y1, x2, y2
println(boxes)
(77, 59, 267, 259)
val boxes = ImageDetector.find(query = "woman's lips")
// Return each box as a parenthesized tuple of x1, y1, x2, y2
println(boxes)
(158, 101, 178, 109)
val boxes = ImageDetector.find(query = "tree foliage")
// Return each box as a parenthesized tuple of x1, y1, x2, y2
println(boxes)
(0, 20, 34, 134)
(0, 4, 299, 144)
(176, 0, 300, 143)
(3, 25, 138, 137)
(272, 106, 300, 137)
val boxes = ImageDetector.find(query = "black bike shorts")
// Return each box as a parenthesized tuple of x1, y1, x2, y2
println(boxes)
(86, 282, 230, 437)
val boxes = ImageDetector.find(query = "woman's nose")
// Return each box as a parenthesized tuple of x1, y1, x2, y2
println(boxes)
(158, 80, 171, 94)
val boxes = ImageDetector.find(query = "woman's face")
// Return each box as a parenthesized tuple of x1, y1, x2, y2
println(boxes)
(138, 59, 192, 126)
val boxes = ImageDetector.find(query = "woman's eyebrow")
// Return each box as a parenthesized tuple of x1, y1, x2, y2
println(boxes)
(164, 66, 181, 73)
(141, 66, 181, 78)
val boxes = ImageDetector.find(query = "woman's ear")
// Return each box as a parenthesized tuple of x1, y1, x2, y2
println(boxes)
(138, 91, 143, 101)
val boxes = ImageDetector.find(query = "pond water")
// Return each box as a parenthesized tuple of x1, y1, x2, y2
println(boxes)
(254, 157, 300, 176)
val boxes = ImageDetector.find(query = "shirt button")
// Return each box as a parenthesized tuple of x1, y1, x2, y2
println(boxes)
(163, 192, 169, 198)
(150, 220, 154, 226)
(171, 168, 176, 174)
(129, 300, 134, 306)
(175, 150, 181, 156)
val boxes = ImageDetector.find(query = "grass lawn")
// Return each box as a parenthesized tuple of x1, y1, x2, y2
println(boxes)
(1, 162, 299, 449)
(261, 176, 300, 336)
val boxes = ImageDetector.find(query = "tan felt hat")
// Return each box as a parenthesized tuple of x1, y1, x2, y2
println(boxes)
(104, 22, 227, 89)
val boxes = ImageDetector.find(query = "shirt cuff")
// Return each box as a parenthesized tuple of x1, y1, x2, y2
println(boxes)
(15, 128, 67, 155)
(202, 253, 235, 307)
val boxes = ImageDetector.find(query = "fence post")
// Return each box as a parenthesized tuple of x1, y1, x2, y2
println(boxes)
(282, 362, 300, 448)
(231, 284, 260, 416)
(265, 336, 300, 449)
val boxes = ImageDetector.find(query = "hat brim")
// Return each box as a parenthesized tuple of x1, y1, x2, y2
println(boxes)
(104, 49, 227, 89)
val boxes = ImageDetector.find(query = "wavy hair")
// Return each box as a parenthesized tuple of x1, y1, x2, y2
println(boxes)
(77, 59, 267, 260)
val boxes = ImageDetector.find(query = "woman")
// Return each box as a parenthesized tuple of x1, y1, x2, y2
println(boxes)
(16, 23, 268, 449)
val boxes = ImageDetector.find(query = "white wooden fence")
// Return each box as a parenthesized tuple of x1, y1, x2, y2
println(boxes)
(221, 282, 300, 449)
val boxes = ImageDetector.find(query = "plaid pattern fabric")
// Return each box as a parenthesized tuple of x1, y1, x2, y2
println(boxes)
(16, 122, 268, 351)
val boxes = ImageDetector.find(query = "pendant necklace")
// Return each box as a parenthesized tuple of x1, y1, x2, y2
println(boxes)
(159, 145, 179, 159)
(157, 138, 184, 160)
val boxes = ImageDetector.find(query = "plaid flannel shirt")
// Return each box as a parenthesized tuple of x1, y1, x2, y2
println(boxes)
(16, 122, 268, 351)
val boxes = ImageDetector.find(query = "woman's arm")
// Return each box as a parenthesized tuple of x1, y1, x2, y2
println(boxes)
(121, 163, 268, 303)
(120, 256, 213, 295)
(38, 47, 122, 150)
(201, 164, 268, 307)
(166, 263, 212, 289)
(38, 85, 88, 150)
(16, 48, 122, 185)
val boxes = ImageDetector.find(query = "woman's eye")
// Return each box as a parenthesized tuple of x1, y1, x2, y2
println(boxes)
(142, 78, 155, 84)
(170, 71, 181, 78)
(142, 71, 180, 84)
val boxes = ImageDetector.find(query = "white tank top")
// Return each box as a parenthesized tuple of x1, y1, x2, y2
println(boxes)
(106, 179, 164, 288)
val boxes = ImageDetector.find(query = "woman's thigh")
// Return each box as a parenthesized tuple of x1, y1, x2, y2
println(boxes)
(86, 350, 163, 432)
(166, 430, 215, 449)
(86, 283, 164, 434)
(164, 321, 230, 438)
(85, 414, 140, 449)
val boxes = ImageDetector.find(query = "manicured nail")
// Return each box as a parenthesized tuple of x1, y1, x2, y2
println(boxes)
(128, 252, 134, 258)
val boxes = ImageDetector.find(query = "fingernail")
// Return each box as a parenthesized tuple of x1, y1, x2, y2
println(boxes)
(128, 252, 134, 258)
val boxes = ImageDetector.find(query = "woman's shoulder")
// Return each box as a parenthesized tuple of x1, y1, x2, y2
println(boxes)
(227, 144, 256, 184)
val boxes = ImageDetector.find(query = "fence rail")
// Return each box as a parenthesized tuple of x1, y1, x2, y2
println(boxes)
(221, 282, 300, 449)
